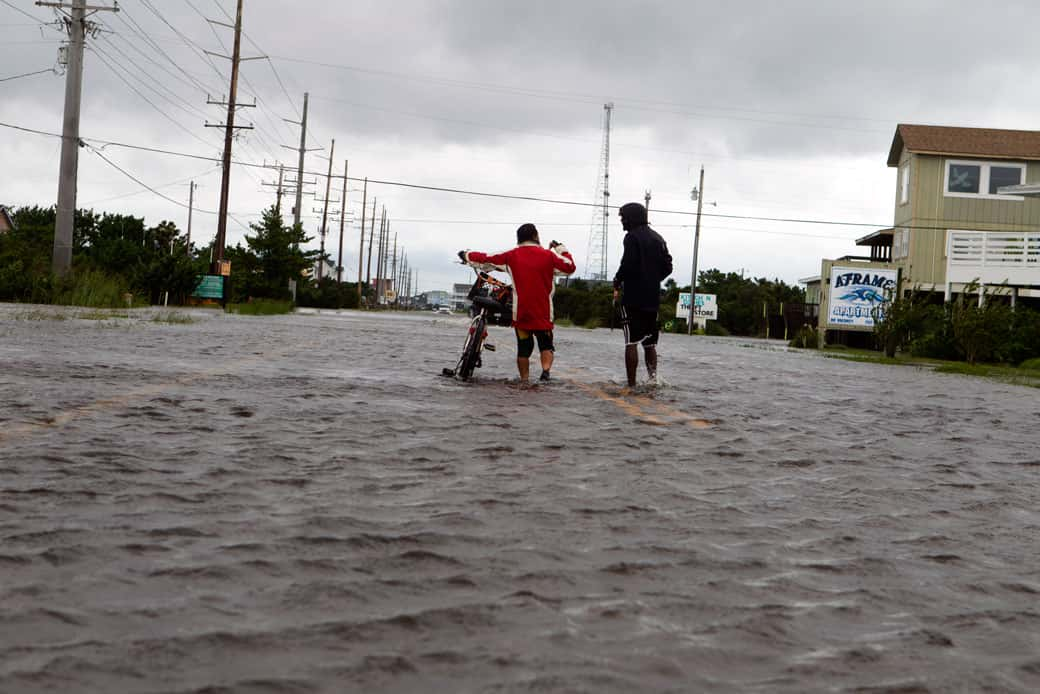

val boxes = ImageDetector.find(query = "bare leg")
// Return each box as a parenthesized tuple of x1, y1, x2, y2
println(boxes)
(624, 344, 639, 387)
(517, 357, 530, 383)
(644, 345, 657, 382)
(540, 350, 554, 373)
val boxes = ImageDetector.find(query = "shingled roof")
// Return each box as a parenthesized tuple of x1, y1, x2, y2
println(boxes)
(887, 124, 1040, 167)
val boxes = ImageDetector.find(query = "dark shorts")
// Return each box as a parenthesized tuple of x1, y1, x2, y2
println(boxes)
(515, 328, 554, 357)
(620, 307, 659, 346)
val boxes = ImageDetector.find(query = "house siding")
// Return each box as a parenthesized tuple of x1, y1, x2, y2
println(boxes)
(898, 153, 1040, 289)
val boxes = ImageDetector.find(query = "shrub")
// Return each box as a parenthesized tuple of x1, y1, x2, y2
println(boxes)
(1004, 307, 1040, 365)
(705, 320, 730, 337)
(872, 288, 933, 358)
(1020, 358, 1040, 372)
(788, 325, 819, 349)
(949, 289, 1012, 365)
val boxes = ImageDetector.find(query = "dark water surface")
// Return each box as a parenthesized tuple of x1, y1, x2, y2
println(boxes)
(2, 305, 1039, 693)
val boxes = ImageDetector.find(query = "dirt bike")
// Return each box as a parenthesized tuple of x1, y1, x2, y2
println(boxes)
(442, 262, 513, 381)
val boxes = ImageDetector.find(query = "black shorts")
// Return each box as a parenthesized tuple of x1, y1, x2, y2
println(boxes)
(515, 328, 554, 357)
(620, 307, 659, 346)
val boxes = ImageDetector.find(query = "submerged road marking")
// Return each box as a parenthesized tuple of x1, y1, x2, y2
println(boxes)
(557, 367, 713, 428)
(568, 380, 668, 425)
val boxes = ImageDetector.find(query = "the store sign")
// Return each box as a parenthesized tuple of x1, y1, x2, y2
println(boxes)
(827, 266, 897, 328)
(677, 293, 718, 320)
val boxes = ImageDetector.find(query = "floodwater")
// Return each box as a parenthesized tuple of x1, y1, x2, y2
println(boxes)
(1, 304, 1039, 694)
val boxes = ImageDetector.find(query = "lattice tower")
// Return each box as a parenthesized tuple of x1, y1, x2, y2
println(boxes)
(585, 103, 613, 280)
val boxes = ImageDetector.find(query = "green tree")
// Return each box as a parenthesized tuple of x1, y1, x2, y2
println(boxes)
(229, 203, 315, 301)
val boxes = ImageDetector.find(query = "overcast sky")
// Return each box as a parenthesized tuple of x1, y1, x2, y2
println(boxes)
(4, 0, 1040, 293)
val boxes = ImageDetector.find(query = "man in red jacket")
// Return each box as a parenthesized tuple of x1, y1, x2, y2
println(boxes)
(461, 223, 576, 383)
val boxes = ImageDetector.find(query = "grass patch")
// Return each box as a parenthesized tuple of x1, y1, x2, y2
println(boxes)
(52, 269, 132, 309)
(76, 309, 130, 321)
(151, 311, 195, 324)
(822, 346, 1040, 388)
(1020, 358, 1040, 372)
(11, 309, 67, 321)
(554, 318, 574, 328)
(226, 299, 294, 316)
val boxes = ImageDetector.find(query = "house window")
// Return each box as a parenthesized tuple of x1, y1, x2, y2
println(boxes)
(899, 163, 910, 204)
(989, 165, 1024, 194)
(944, 160, 1025, 199)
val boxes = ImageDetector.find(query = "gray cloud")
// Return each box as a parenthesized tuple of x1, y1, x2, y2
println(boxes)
(4, 0, 1040, 290)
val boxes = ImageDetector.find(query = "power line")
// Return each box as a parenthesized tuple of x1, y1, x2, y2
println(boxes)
(0, 0, 48, 23)
(272, 55, 891, 135)
(114, 6, 218, 94)
(86, 142, 250, 232)
(3, 117, 1016, 236)
(0, 67, 55, 82)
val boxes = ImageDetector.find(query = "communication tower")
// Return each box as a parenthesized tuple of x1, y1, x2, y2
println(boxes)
(586, 103, 613, 281)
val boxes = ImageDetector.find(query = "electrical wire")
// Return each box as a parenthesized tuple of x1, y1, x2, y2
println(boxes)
(271, 55, 891, 135)
(85, 143, 251, 232)
(0, 0, 48, 24)
(4, 118, 1029, 236)
(0, 67, 55, 82)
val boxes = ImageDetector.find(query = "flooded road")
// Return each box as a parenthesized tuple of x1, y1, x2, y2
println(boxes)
(2, 304, 1039, 693)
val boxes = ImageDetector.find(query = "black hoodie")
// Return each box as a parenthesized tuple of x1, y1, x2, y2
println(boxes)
(613, 203, 673, 310)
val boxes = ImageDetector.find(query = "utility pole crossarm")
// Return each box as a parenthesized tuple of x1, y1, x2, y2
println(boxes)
(36, 1, 119, 11)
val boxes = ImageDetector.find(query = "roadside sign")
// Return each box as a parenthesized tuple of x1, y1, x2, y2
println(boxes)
(826, 266, 897, 328)
(677, 292, 717, 320)
(193, 275, 225, 300)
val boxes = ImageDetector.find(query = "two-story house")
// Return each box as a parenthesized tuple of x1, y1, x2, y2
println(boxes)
(811, 124, 1040, 346)
(889, 124, 1040, 302)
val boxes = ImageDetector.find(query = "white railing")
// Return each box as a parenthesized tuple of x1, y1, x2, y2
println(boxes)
(946, 230, 1040, 286)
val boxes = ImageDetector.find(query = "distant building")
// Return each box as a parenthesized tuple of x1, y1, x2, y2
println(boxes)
(452, 283, 472, 312)
(0, 206, 14, 233)
(422, 290, 451, 308)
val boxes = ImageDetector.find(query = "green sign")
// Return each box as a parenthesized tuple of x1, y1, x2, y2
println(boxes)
(193, 275, 225, 299)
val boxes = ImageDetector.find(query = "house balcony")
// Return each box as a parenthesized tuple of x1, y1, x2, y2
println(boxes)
(946, 230, 1040, 287)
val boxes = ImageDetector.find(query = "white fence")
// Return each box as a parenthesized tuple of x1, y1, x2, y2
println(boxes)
(946, 230, 1040, 286)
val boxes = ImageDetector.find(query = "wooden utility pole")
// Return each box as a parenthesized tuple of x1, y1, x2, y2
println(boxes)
(365, 198, 376, 292)
(316, 139, 335, 281)
(261, 164, 286, 210)
(337, 159, 348, 283)
(211, 0, 246, 274)
(376, 209, 387, 304)
(644, 190, 652, 220)
(391, 233, 398, 303)
(289, 93, 309, 229)
(186, 181, 196, 257)
(38, 0, 119, 276)
(357, 178, 367, 302)
(688, 165, 705, 336)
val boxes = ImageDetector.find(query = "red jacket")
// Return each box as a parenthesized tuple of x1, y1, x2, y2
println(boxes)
(465, 243, 576, 331)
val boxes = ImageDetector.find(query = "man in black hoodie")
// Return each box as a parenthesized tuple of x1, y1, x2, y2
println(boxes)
(613, 202, 673, 387)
